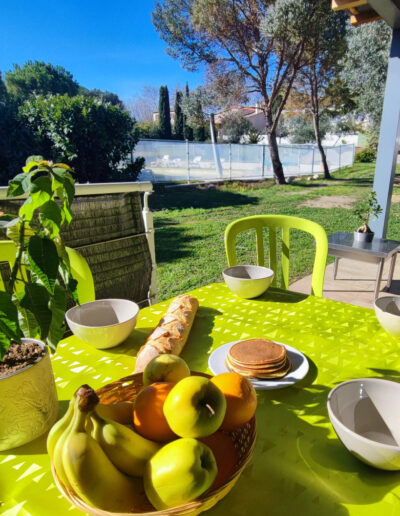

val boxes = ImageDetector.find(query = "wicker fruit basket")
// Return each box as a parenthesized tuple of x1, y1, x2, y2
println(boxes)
(52, 372, 257, 516)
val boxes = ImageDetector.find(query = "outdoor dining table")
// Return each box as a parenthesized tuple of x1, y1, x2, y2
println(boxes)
(1, 282, 400, 516)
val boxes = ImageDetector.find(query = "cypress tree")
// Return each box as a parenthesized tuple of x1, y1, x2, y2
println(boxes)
(193, 98, 206, 141)
(158, 85, 172, 139)
(183, 83, 193, 141)
(173, 90, 184, 140)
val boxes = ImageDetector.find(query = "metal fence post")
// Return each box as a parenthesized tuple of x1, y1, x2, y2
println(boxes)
(297, 146, 301, 174)
(229, 143, 232, 180)
(262, 145, 265, 178)
(186, 139, 190, 183)
(311, 147, 315, 175)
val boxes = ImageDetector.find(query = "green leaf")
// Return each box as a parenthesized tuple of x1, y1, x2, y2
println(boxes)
(53, 163, 74, 173)
(19, 179, 52, 220)
(27, 236, 59, 294)
(0, 291, 21, 358)
(5, 219, 22, 243)
(30, 175, 52, 196)
(18, 303, 40, 340)
(52, 170, 75, 207)
(0, 333, 12, 360)
(63, 202, 73, 224)
(23, 161, 39, 174)
(7, 173, 30, 198)
(26, 155, 43, 165)
(59, 260, 79, 304)
(20, 284, 51, 340)
(47, 284, 67, 352)
(39, 201, 62, 237)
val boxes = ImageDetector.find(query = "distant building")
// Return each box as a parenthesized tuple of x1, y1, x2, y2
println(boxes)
(153, 109, 175, 123)
(215, 104, 266, 132)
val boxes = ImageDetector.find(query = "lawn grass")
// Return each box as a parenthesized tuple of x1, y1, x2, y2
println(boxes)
(150, 163, 400, 301)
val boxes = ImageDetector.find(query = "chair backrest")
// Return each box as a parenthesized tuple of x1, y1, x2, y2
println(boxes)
(0, 240, 95, 304)
(224, 215, 328, 296)
(1, 191, 154, 306)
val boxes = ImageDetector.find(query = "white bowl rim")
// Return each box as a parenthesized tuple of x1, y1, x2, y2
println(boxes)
(223, 264, 274, 281)
(374, 295, 400, 314)
(66, 298, 139, 329)
(327, 377, 400, 451)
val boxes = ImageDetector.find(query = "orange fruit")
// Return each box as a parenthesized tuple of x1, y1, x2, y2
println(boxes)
(210, 372, 257, 431)
(199, 431, 237, 488)
(133, 382, 176, 442)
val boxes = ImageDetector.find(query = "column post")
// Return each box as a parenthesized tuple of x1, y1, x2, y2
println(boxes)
(370, 28, 400, 238)
(142, 191, 158, 304)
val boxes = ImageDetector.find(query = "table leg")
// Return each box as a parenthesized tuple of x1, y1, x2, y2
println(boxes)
(386, 252, 398, 289)
(374, 258, 385, 301)
(333, 257, 339, 280)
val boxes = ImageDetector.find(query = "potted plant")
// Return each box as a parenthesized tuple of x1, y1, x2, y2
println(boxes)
(0, 156, 79, 451)
(353, 191, 382, 243)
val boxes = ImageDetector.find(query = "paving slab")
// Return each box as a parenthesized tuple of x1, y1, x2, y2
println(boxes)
(290, 256, 400, 309)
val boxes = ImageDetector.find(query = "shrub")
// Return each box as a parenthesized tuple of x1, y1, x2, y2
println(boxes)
(5, 61, 79, 102)
(134, 121, 160, 139)
(19, 94, 142, 182)
(354, 148, 376, 162)
(220, 112, 253, 143)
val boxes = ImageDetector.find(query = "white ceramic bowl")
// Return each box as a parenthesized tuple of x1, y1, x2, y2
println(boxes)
(66, 299, 139, 349)
(327, 378, 400, 470)
(374, 296, 400, 337)
(222, 265, 274, 299)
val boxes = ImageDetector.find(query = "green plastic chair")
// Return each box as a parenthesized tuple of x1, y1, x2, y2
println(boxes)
(0, 240, 95, 303)
(224, 215, 328, 296)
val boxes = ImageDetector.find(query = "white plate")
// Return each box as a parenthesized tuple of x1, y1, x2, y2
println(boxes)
(208, 340, 309, 390)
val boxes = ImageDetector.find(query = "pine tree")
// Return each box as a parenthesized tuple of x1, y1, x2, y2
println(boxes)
(183, 83, 193, 141)
(173, 90, 184, 139)
(158, 85, 172, 139)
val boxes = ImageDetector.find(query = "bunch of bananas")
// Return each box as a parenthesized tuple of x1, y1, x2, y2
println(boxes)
(47, 385, 160, 512)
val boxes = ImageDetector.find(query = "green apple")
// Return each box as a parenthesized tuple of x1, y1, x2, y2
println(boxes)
(144, 437, 217, 510)
(142, 354, 190, 386)
(163, 376, 226, 438)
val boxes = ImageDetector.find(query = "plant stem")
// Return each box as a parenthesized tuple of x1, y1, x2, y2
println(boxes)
(8, 219, 25, 296)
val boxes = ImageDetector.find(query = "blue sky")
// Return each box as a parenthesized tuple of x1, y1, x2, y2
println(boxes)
(0, 0, 203, 101)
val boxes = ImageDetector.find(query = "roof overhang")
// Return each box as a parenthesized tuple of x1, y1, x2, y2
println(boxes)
(332, 0, 400, 28)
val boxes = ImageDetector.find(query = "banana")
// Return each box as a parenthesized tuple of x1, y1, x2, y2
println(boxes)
(47, 396, 75, 461)
(52, 385, 94, 488)
(90, 412, 161, 477)
(62, 389, 145, 512)
(52, 397, 79, 489)
(96, 401, 134, 425)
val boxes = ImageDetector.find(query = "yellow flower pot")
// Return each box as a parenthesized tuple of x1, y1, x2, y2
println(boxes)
(0, 339, 58, 451)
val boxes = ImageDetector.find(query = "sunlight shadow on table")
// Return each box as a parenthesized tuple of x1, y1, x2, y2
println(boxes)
(261, 287, 308, 304)
(224, 384, 351, 516)
(293, 355, 318, 389)
(368, 368, 400, 382)
(242, 381, 400, 515)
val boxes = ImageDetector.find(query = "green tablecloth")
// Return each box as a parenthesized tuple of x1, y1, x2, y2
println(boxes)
(1, 283, 400, 516)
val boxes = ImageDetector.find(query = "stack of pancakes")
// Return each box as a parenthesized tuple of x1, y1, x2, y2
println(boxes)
(226, 338, 291, 379)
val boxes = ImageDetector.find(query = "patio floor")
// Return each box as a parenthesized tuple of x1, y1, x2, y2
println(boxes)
(290, 256, 400, 309)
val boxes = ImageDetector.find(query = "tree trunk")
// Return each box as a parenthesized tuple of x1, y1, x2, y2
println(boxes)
(312, 113, 331, 180)
(265, 110, 286, 185)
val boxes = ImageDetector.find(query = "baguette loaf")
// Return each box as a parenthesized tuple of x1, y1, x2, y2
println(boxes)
(134, 294, 199, 373)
